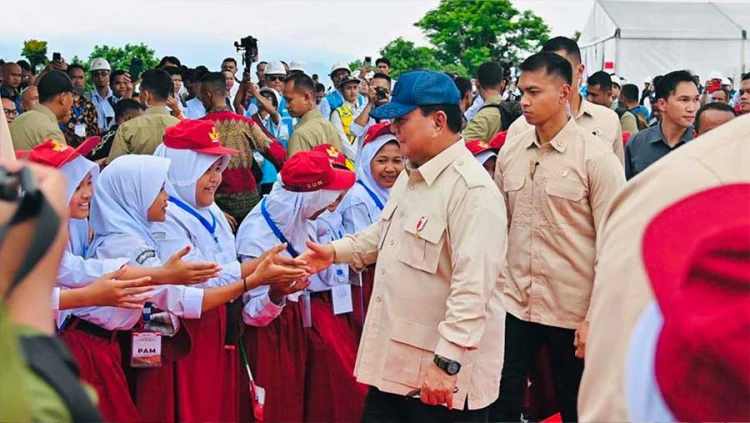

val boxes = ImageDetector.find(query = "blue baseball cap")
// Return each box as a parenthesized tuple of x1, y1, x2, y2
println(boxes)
(371, 71, 460, 120)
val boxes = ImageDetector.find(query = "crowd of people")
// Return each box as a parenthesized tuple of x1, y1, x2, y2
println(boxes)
(0, 33, 748, 423)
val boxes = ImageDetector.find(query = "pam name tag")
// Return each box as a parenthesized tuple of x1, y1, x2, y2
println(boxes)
(131, 332, 162, 368)
(332, 284, 353, 315)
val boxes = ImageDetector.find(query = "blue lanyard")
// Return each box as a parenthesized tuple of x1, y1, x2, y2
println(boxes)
(260, 198, 299, 257)
(72, 104, 83, 119)
(168, 196, 218, 245)
(356, 180, 384, 211)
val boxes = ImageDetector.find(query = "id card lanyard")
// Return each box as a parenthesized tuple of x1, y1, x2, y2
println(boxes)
(168, 196, 219, 245)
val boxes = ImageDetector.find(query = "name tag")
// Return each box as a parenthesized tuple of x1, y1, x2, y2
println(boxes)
(131, 332, 162, 368)
(74, 124, 87, 138)
(332, 284, 353, 315)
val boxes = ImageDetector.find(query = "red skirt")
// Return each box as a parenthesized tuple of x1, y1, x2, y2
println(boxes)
(304, 293, 367, 423)
(240, 300, 307, 423)
(61, 325, 141, 423)
(349, 265, 375, 341)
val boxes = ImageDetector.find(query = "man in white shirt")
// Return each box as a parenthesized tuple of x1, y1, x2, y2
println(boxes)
(330, 75, 365, 162)
(351, 73, 392, 153)
(89, 58, 115, 131)
(221, 58, 240, 103)
(319, 62, 364, 120)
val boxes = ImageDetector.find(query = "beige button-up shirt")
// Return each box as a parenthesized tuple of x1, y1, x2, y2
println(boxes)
(107, 106, 180, 161)
(0, 104, 14, 161)
(332, 140, 507, 410)
(287, 107, 343, 158)
(578, 115, 750, 422)
(495, 119, 625, 329)
(507, 96, 625, 165)
(9, 104, 66, 151)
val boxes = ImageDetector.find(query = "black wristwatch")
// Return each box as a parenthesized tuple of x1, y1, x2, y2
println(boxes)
(433, 355, 461, 376)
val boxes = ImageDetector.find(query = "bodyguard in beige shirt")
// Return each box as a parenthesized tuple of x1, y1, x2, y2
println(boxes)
(283, 73, 343, 158)
(301, 71, 507, 423)
(506, 37, 624, 165)
(491, 52, 625, 423)
(107, 70, 180, 162)
(578, 115, 750, 422)
(10, 71, 74, 151)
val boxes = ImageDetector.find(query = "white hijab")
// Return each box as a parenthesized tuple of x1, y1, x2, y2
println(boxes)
(88, 155, 171, 254)
(355, 133, 398, 204)
(236, 178, 342, 258)
(60, 155, 99, 257)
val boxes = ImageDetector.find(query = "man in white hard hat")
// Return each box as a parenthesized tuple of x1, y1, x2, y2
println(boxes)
(239, 61, 297, 144)
(318, 62, 365, 120)
(610, 74, 622, 106)
(289, 60, 305, 74)
(701, 70, 724, 105)
(89, 58, 115, 131)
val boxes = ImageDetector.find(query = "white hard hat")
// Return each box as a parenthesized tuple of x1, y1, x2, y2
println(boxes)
(644, 76, 652, 83)
(289, 60, 305, 73)
(610, 75, 622, 88)
(259, 87, 281, 107)
(330, 61, 351, 75)
(265, 61, 287, 76)
(708, 70, 723, 81)
(90, 58, 111, 72)
(721, 77, 732, 86)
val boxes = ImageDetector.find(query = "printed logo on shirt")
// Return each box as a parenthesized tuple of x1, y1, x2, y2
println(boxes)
(152, 231, 167, 241)
(135, 249, 157, 265)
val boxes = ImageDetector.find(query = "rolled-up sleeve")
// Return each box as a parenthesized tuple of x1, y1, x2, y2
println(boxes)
(241, 285, 285, 326)
(435, 186, 507, 362)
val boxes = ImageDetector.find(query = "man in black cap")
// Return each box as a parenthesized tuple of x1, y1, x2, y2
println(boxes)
(10, 70, 74, 151)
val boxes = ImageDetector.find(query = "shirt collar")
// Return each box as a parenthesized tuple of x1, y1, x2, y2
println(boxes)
(145, 106, 169, 116)
(576, 96, 595, 119)
(33, 104, 58, 125)
(300, 107, 322, 124)
(91, 88, 113, 101)
(523, 118, 577, 153)
(652, 121, 695, 144)
(405, 139, 465, 186)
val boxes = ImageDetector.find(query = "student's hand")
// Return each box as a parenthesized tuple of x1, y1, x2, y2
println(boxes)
(223, 211, 238, 232)
(298, 240, 335, 274)
(574, 320, 590, 359)
(253, 250, 309, 286)
(163, 246, 222, 284)
(420, 361, 458, 408)
(84, 266, 154, 309)
(259, 244, 310, 271)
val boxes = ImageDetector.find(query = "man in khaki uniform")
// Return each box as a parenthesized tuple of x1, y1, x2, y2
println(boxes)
(462, 61, 506, 142)
(301, 71, 507, 422)
(107, 69, 180, 161)
(506, 37, 624, 164)
(283, 72, 342, 158)
(10, 71, 73, 151)
(578, 115, 750, 422)
(586, 71, 639, 136)
(491, 52, 625, 422)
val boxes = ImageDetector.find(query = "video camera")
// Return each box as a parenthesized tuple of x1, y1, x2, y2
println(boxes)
(234, 36, 259, 69)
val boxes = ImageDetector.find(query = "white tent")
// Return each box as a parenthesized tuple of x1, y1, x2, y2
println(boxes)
(579, 0, 748, 88)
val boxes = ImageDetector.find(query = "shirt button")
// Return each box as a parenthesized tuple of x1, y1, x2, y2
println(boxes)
(388, 240, 395, 246)
(380, 268, 385, 275)
(375, 296, 382, 303)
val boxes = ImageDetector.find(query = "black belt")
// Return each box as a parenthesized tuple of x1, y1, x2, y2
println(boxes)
(67, 316, 118, 342)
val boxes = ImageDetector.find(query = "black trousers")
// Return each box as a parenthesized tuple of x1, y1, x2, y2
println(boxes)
(489, 314, 584, 423)
(362, 387, 490, 423)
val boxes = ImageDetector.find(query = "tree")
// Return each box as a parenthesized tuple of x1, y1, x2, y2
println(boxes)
(415, 0, 550, 76)
(86, 43, 159, 73)
(574, 30, 582, 41)
(21, 39, 48, 73)
(378, 37, 441, 78)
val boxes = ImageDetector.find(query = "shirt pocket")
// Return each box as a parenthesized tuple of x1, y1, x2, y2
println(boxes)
(378, 201, 398, 250)
(397, 212, 446, 274)
(543, 178, 590, 228)
(382, 319, 440, 387)
(503, 176, 530, 220)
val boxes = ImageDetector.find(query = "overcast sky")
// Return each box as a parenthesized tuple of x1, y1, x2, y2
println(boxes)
(0, 0, 734, 84)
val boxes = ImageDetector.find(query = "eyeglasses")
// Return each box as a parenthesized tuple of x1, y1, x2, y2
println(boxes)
(3, 108, 18, 116)
(268, 76, 284, 82)
(91, 71, 110, 78)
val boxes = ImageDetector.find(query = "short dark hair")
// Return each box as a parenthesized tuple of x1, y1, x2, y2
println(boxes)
(315, 82, 325, 93)
(162, 66, 182, 77)
(587, 71, 613, 91)
(67, 64, 85, 75)
(312, 74, 319, 80)
(742, 72, 750, 82)
(452, 76, 472, 99)
(655, 70, 697, 101)
(621, 83, 640, 103)
(199, 72, 227, 95)
(16, 60, 31, 72)
(371, 72, 392, 85)
(114, 98, 143, 121)
(419, 104, 463, 134)
(519, 52, 573, 85)
(476, 61, 504, 90)
(283, 72, 315, 96)
(257, 61, 267, 70)
(376, 58, 391, 68)
(111, 69, 129, 81)
(714, 87, 730, 100)
(139, 69, 172, 101)
(158, 56, 181, 68)
(222, 57, 237, 66)
(695, 101, 737, 132)
(541, 36, 582, 64)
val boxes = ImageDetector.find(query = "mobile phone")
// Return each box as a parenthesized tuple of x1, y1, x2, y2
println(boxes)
(129, 58, 144, 81)
(364, 56, 372, 67)
(52, 52, 61, 62)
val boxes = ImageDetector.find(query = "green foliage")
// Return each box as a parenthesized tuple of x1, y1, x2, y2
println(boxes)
(349, 59, 363, 72)
(414, 0, 550, 76)
(574, 30, 582, 41)
(87, 43, 159, 72)
(21, 39, 48, 72)
(378, 37, 441, 78)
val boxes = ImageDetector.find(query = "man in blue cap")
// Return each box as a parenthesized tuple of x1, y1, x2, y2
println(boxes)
(300, 70, 508, 422)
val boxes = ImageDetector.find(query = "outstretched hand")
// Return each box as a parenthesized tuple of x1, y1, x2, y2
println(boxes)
(164, 246, 222, 284)
(88, 266, 155, 309)
(298, 240, 336, 274)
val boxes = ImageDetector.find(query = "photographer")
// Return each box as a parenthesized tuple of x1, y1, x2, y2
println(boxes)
(351, 72, 391, 153)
